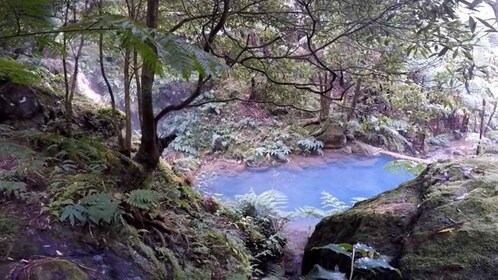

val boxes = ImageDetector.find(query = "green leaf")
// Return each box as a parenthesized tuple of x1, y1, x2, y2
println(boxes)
(354, 257, 401, 276)
(354, 243, 377, 256)
(312, 243, 352, 257)
(0, 59, 41, 85)
(452, 48, 459, 59)
(469, 16, 477, 33)
(438, 46, 449, 57)
(126, 189, 162, 210)
(306, 264, 347, 280)
(476, 17, 497, 31)
(462, 49, 473, 60)
(60, 204, 87, 226)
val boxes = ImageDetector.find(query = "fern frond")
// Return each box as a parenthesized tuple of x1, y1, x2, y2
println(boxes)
(0, 180, 27, 200)
(0, 59, 41, 85)
(125, 189, 162, 211)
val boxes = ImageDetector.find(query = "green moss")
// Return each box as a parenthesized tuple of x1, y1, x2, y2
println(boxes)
(19, 259, 88, 280)
(0, 214, 19, 235)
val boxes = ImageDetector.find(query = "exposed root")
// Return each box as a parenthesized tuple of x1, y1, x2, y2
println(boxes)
(144, 219, 177, 235)
(150, 226, 166, 248)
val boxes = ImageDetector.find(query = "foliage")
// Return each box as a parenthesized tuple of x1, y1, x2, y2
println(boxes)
(126, 189, 162, 211)
(0, 181, 27, 200)
(255, 141, 292, 162)
(295, 192, 350, 218)
(0, 59, 41, 85)
(297, 137, 324, 155)
(385, 160, 426, 176)
(219, 189, 289, 276)
(306, 264, 347, 280)
(21, 131, 122, 173)
(234, 189, 289, 217)
(310, 243, 401, 279)
(59, 193, 124, 226)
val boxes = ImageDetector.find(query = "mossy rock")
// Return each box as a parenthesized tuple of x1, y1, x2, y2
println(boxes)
(302, 156, 498, 280)
(313, 124, 346, 149)
(18, 259, 88, 280)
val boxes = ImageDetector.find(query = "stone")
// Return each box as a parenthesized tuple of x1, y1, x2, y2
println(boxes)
(348, 140, 380, 156)
(302, 156, 498, 280)
(0, 81, 42, 122)
(345, 133, 355, 141)
(315, 124, 346, 149)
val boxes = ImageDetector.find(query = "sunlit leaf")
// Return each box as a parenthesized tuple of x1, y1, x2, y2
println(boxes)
(312, 243, 352, 257)
(354, 257, 401, 276)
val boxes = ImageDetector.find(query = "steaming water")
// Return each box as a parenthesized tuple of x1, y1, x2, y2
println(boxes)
(205, 155, 414, 214)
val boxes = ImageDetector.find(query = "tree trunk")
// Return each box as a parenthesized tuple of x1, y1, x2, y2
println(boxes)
(123, 48, 132, 156)
(477, 99, 486, 155)
(319, 72, 331, 121)
(133, 51, 143, 129)
(485, 101, 497, 132)
(98, 0, 124, 152)
(99, 33, 124, 149)
(461, 113, 469, 133)
(134, 0, 160, 172)
(347, 78, 362, 121)
(65, 34, 85, 136)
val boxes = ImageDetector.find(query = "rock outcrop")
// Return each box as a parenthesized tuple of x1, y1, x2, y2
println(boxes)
(302, 156, 498, 280)
(314, 124, 347, 149)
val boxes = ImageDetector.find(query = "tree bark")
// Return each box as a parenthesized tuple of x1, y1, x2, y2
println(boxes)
(485, 101, 497, 132)
(98, 0, 124, 152)
(134, 0, 160, 172)
(347, 78, 362, 121)
(123, 48, 132, 156)
(319, 72, 331, 121)
(477, 99, 486, 155)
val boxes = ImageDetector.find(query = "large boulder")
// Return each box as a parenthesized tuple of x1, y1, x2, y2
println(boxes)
(0, 81, 43, 123)
(302, 156, 498, 280)
(315, 124, 347, 149)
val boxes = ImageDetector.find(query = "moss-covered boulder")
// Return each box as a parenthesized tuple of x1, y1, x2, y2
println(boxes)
(18, 259, 88, 280)
(314, 124, 346, 149)
(302, 156, 498, 280)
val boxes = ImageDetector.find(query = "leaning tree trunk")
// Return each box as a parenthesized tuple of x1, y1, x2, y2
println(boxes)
(134, 0, 160, 172)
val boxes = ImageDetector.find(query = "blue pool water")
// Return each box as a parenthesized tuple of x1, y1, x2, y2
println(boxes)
(204, 155, 414, 213)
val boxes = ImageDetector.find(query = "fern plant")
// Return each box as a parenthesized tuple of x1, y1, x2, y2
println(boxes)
(255, 141, 292, 162)
(234, 189, 289, 217)
(126, 189, 162, 211)
(297, 137, 324, 155)
(0, 59, 41, 85)
(59, 193, 124, 226)
(294, 192, 350, 219)
(0, 181, 27, 200)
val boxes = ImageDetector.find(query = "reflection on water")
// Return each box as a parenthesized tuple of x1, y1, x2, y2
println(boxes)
(202, 155, 414, 215)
